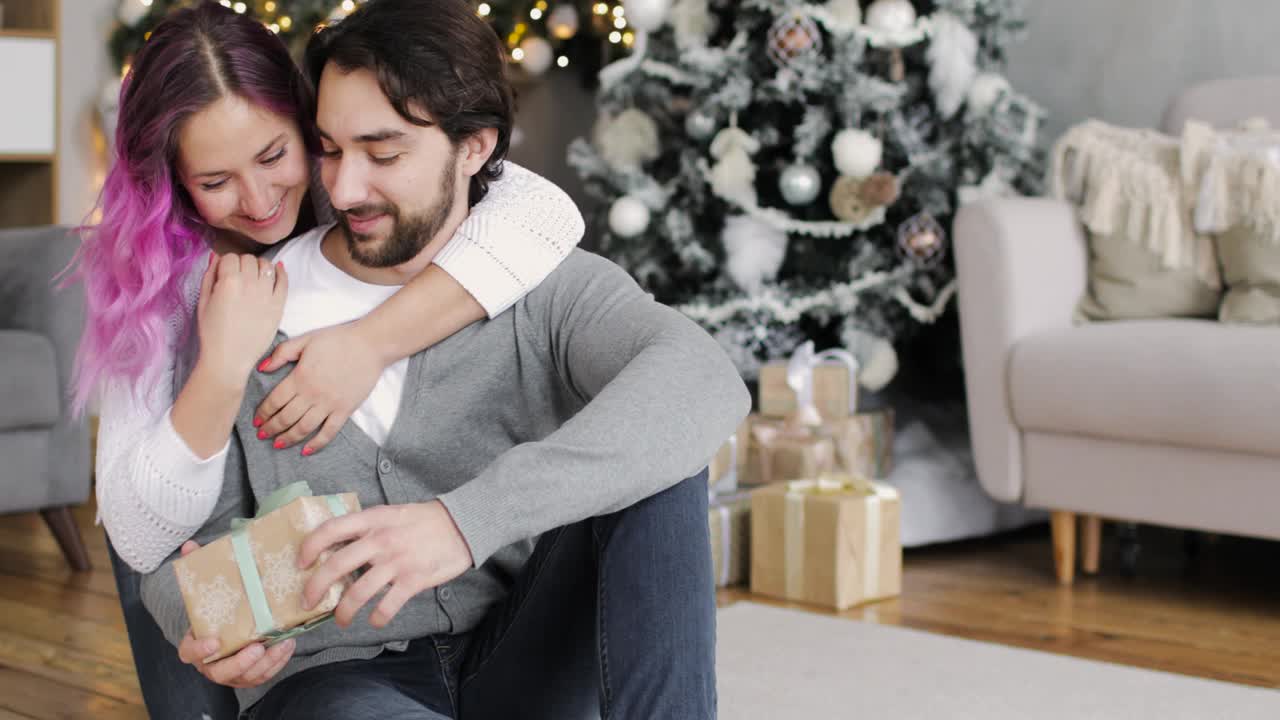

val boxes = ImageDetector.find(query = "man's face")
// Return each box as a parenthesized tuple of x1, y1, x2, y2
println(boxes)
(315, 64, 464, 268)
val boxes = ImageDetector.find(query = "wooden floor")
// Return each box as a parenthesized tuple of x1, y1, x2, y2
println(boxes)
(1, 503, 1278, 719)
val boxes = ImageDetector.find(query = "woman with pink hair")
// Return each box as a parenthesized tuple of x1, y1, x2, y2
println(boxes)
(75, 2, 583, 575)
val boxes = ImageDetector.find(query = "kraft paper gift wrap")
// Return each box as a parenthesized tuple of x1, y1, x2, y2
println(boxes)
(750, 474, 901, 610)
(708, 491, 752, 588)
(173, 482, 362, 663)
(707, 419, 752, 494)
(742, 416, 838, 487)
(757, 342, 860, 422)
(827, 409, 895, 479)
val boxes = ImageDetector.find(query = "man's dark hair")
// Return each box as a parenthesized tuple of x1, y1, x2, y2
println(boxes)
(305, 0, 514, 205)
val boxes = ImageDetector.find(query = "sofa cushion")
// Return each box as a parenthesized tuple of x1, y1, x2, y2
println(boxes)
(1010, 319, 1280, 458)
(0, 330, 60, 431)
(1049, 121, 1222, 323)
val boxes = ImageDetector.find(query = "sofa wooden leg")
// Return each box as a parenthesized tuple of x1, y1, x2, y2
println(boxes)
(40, 507, 92, 572)
(1080, 515, 1102, 575)
(1050, 511, 1076, 585)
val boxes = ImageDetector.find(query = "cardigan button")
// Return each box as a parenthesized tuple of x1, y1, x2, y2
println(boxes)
(378, 459, 393, 475)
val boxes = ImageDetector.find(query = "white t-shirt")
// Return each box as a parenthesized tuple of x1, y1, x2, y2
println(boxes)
(274, 224, 405, 445)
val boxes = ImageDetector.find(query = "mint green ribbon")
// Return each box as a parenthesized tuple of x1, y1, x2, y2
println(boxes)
(229, 481, 349, 645)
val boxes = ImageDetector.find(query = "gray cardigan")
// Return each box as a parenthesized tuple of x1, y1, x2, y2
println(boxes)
(142, 248, 751, 711)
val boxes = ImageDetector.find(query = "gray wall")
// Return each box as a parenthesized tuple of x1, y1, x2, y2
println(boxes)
(1008, 0, 1280, 143)
(55, 1, 1280, 224)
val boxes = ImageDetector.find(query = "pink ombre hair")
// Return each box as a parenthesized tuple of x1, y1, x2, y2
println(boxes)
(70, 1, 319, 414)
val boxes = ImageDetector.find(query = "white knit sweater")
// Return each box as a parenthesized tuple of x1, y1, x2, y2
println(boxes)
(96, 162, 585, 573)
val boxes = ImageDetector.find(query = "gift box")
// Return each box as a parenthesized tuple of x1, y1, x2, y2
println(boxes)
(173, 482, 361, 662)
(828, 408, 895, 479)
(750, 474, 901, 610)
(758, 343, 859, 422)
(707, 419, 752, 494)
(708, 490, 752, 588)
(741, 415, 837, 487)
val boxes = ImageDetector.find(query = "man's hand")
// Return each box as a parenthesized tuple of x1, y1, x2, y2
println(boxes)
(174, 541, 296, 688)
(297, 501, 474, 629)
(253, 321, 384, 456)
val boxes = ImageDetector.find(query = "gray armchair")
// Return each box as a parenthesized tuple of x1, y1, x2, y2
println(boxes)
(954, 77, 1280, 585)
(0, 225, 92, 570)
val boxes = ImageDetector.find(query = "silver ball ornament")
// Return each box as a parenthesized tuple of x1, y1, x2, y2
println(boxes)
(779, 164, 821, 206)
(685, 110, 717, 141)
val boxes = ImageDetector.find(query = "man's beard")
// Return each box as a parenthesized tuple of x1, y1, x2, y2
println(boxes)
(338, 148, 459, 269)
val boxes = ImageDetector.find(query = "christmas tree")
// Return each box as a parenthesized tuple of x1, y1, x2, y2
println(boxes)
(108, 0, 629, 77)
(569, 0, 1046, 390)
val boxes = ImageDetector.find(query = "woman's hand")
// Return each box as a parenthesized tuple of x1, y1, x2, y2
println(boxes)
(253, 321, 384, 455)
(196, 252, 288, 384)
(174, 541, 296, 688)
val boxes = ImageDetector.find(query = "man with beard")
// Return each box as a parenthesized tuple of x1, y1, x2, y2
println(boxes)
(139, 1, 748, 719)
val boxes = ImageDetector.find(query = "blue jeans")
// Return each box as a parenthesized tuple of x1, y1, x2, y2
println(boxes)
(110, 470, 716, 719)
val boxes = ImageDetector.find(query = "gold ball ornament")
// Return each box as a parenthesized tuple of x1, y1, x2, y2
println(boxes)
(829, 176, 876, 223)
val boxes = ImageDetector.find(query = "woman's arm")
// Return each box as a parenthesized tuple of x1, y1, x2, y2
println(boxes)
(95, 349, 233, 574)
(99, 254, 288, 572)
(255, 163, 585, 453)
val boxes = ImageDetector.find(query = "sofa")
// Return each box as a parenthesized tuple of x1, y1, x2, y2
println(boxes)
(0, 225, 92, 570)
(953, 76, 1280, 584)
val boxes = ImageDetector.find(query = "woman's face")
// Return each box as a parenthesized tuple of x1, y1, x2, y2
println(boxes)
(176, 95, 310, 247)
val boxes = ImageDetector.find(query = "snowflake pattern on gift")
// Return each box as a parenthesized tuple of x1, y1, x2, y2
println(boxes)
(260, 543, 306, 604)
(293, 497, 331, 534)
(176, 564, 198, 598)
(194, 575, 241, 632)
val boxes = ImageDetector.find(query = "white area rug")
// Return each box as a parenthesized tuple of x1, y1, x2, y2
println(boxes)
(716, 603, 1280, 719)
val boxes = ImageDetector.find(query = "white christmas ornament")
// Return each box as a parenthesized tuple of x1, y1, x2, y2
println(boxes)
(865, 0, 917, 35)
(624, 0, 672, 33)
(967, 72, 1010, 115)
(547, 4, 581, 40)
(824, 0, 862, 31)
(709, 124, 761, 206)
(118, 0, 150, 27)
(840, 325, 899, 391)
(609, 196, 652, 237)
(779, 164, 821, 206)
(721, 215, 788, 294)
(927, 12, 978, 120)
(593, 109, 661, 171)
(831, 129, 883, 179)
(518, 37, 554, 76)
(670, 0, 716, 49)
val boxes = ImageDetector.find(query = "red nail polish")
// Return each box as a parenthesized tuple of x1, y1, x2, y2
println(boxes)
(274, 439, 286, 450)
(253, 417, 263, 428)
(302, 447, 314, 457)
(258, 430, 268, 440)
(258, 358, 270, 372)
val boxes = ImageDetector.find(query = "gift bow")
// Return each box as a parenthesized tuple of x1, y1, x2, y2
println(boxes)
(785, 341, 860, 426)
(228, 481, 350, 646)
(785, 473, 894, 499)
